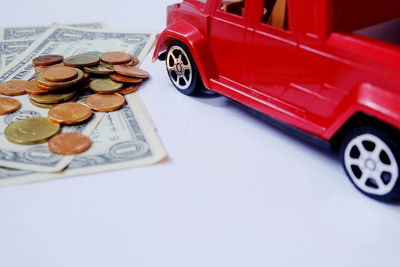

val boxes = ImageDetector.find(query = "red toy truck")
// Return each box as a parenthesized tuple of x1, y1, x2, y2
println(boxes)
(153, 0, 400, 202)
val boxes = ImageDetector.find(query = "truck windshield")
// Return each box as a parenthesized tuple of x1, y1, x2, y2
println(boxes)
(334, 0, 400, 45)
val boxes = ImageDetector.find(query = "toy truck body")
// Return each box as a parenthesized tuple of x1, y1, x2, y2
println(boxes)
(153, 0, 400, 202)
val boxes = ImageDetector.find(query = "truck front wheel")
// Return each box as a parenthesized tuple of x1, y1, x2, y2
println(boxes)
(166, 43, 203, 95)
(340, 126, 400, 202)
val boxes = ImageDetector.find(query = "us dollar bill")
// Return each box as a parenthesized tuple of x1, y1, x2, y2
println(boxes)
(0, 94, 103, 172)
(0, 39, 35, 72)
(0, 22, 105, 40)
(0, 25, 166, 185)
(0, 22, 106, 71)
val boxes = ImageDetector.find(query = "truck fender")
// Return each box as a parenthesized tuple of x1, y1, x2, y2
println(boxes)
(152, 20, 217, 88)
(324, 83, 400, 140)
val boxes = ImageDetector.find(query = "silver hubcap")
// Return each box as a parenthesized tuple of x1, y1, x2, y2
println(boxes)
(344, 133, 398, 195)
(166, 46, 193, 90)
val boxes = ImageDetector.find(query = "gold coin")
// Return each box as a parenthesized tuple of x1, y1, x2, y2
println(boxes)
(5, 117, 60, 145)
(29, 95, 78, 109)
(84, 65, 114, 75)
(36, 68, 84, 89)
(0, 97, 21, 115)
(84, 93, 125, 112)
(48, 133, 92, 155)
(48, 102, 92, 124)
(43, 66, 78, 82)
(89, 78, 123, 94)
(30, 99, 61, 109)
(63, 54, 100, 67)
(0, 80, 29, 96)
(28, 89, 77, 104)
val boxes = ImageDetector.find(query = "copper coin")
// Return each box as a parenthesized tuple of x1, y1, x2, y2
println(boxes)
(32, 54, 64, 66)
(48, 102, 92, 124)
(48, 133, 92, 155)
(84, 93, 125, 112)
(25, 80, 49, 95)
(127, 56, 140, 66)
(36, 82, 65, 92)
(117, 84, 138, 95)
(109, 74, 143, 83)
(43, 66, 78, 82)
(0, 80, 29, 96)
(100, 52, 132, 65)
(34, 63, 64, 74)
(0, 97, 21, 115)
(113, 65, 149, 78)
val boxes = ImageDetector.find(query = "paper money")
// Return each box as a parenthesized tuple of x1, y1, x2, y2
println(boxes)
(0, 40, 35, 72)
(0, 22, 105, 40)
(0, 25, 166, 185)
(0, 94, 103, 172)
(0, 22, 106, 72)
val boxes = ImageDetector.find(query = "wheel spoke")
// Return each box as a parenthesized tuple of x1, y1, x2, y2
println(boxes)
(347, 157, 363, 167)
(355, 140, 369, 155)
(359, 170, 370, 184)
(379, 163, 397, 174)
(168, 70, 178, 82)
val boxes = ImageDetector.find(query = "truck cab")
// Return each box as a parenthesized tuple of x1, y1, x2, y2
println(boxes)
(154, 0, 400, 202)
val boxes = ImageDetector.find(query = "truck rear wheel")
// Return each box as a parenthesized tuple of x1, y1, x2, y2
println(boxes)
(340, 126, 400, 202)
(166, 42, 203, 95)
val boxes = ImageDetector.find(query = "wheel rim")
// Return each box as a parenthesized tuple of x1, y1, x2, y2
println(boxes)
(166, 46, 193, 90)
(344, 133, 398, 195)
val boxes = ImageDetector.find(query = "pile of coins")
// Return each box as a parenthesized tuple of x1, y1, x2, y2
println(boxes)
(0, 51, 150, 155)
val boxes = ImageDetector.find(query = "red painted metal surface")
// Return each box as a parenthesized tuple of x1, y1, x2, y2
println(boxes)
(153, 0, 400, 141)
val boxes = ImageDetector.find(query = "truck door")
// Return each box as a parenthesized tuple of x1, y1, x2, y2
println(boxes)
(249, 0, 303, 111)
(209, 0, 252, 86)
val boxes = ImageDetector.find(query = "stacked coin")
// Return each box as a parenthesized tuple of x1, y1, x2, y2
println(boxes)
(28, 65, 85, 108)
(0, 50, 151, 156)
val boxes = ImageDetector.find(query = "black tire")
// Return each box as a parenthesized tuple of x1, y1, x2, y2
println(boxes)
(340, 126, 400, 202)
(165, 41, 204, 95)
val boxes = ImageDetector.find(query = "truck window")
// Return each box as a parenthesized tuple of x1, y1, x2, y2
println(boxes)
(261, 0, 289, 30)
(220, 0, 246, 17)
(334, 0, 400, 45)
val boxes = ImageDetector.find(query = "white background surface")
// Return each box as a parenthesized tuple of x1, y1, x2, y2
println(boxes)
(1, 1, 400, 267)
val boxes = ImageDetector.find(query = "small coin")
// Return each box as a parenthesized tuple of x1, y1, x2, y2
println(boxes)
(64, 54, 100, 67)
(32, 54, 64, 66)
(0, 80, 29, 96)
(36, 68, 84, 89)
(48, 102, 92, 124)
(117, 84, 138, 95)
(84, 65, 114, 75)
(28, 89, 77, 104)
(25, 80, 50, 95)
(100, 51, 132, 65)
(89, 78, 123, 94)
(43, 66, 78, 82)
(113, 65, 149, 78)
(127, 56, 140, 66)
(84, 93, 125, 112)
(49, 132, 92, 155)
(5, 117, 60, 145)
(29, 94, 78, 109)
(0, 97, 21, 115)
(109, 74, 143, 83)
(34, 63, 64, 74)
